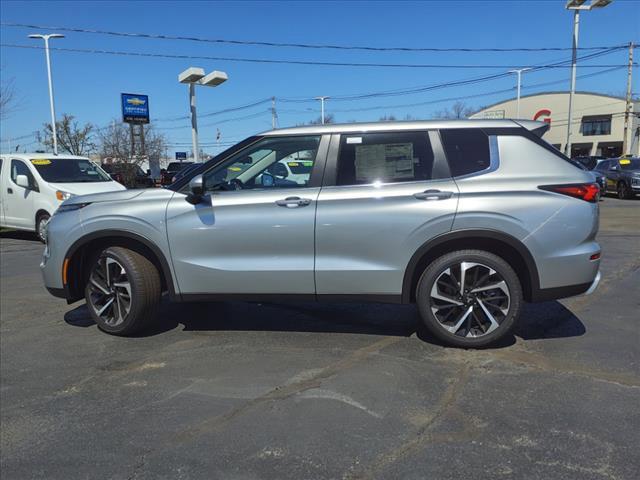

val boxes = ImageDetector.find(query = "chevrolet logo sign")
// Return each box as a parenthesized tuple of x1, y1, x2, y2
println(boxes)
(126, 98, 146, 106)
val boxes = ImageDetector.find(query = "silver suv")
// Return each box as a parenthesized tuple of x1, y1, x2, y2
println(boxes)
(41, 120, 601, 347)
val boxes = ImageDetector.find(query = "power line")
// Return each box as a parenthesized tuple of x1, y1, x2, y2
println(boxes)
(1, 22, 627, 53)
(0, 43, 631, 69)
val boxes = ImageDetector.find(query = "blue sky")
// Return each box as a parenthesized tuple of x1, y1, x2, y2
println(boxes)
(1, 0, 638, 155)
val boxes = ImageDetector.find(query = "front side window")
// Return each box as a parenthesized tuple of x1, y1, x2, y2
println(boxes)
(202, 135, 320, 191)
(581, 116, 612, 136)
(29, 158, 112, 183)
(10, 159, 36, 188)
(440, 129, 491, 177)
(336, 131, 434, 186)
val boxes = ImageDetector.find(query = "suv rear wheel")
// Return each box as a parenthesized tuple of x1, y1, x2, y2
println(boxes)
(416, 250, 523, 348)
(85, 246, 161, 335)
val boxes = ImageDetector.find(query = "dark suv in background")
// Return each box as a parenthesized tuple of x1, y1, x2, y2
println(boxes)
(594, 157, 640, 199)
(102, 163, 155, 189)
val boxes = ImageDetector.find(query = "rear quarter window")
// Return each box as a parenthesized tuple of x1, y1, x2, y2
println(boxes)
(440, 129, 491, 177)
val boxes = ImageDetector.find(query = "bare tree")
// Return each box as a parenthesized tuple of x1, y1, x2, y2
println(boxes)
(0, 76, 17, 120)
(97, 121, 167, 165)
(379, 114, 397, 121)
(36, 114, 96, 155)
(307, 113, 335, 125)
(433, 101, 475, 119)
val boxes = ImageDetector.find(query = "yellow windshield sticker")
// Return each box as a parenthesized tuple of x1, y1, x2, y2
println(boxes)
(31, 159, 51, 165)
(287, 162, 299, 167)
(620, 159, 631, 165)
(228, 166, 242, 172)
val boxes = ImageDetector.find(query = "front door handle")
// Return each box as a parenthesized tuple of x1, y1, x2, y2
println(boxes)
(7, 188, 13, 194)
(275, 196, 312, 207)
(413, 189, 453, 201)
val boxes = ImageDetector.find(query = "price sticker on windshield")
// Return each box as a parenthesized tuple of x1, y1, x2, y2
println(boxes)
(31, 159, 51, 165)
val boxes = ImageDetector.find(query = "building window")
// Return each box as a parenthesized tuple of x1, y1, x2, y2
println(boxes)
(581, 116, 611, 136)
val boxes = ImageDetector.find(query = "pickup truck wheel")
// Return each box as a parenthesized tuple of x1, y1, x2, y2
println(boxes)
(416, 250, 523, 348)
(85, 246, 161, 336)
(617, 182, 632, 199)
(36, 213, 50, 243)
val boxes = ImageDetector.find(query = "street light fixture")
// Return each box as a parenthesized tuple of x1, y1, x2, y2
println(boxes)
(29, 33, 64, 155)
(508, 68, 531, 118)
(178, 67, 228, 162)
(314, 96, 330, 124)
(564, 0, 612, 157)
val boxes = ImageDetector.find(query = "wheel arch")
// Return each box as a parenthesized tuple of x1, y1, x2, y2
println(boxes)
(35, 209, 50, 225)
(64, 230, 177, 303)
(402, 229, 540, 303)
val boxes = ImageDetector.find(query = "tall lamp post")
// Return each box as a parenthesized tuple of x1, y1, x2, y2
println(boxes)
(178, 67, 228, 163)
(564, 0, 612, 157)
(508, 68, 531, 118)
(315, 96, 330, 124)
(29, 33, 64, 155)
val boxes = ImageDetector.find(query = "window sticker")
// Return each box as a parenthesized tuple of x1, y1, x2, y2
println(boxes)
(287, 162, 299, 167)
(619, 159, 631, 165)
(31, 159, 51, 165)
(346, 137, 363, 144)
(354, 143, 414, 182)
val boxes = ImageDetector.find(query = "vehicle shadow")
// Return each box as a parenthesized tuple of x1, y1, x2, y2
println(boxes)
(63, 298, 585, 348)
(0, 230, 40, 242)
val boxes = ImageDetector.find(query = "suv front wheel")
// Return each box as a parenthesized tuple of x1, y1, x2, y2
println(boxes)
(85, 246, 161, 335)
(416, 250, 523, 348)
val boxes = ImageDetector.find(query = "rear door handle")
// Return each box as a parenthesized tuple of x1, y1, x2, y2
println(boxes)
(7, 188, 13, 194)
(413, 189, 453, 201)
(275, 196, 312, 207)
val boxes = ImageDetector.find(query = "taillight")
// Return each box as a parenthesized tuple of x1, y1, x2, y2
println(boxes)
(539, 183, 600, 203)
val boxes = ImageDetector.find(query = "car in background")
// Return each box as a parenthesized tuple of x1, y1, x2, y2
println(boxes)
(169, 163, 202, 184)
(101, 163, 155, 189)
(0, 154, 125, 241)
(593, 157, 640, 199)
(573, 156, 604, 171)
(162, 161, 194, 185)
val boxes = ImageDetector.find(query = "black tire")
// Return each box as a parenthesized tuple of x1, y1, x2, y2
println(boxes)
(84, 246, 161, 336)
(617, 182, 632, 200)
(416, 249, 523, 348)
(35, 212, 50, 243)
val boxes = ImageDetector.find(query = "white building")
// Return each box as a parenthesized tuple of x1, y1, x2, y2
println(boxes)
(471, 91, 639, 158)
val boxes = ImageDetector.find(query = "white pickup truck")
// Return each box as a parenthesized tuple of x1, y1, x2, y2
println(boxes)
(0, 154, 125, 241)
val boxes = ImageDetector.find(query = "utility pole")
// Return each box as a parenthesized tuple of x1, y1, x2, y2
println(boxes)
(315, 96, 330, 124)
(271, 97, 278, 129)
(622, 41, 634, 156)
(509, 68, 531, 118)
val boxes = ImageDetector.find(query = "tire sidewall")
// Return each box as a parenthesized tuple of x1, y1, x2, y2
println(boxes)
(85, 248, 141, 335)
(416, 251, 523, 348)
(36, 213, 50, 243)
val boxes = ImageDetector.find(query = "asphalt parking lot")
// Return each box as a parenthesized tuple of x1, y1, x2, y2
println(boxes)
(1, 197, 638, 480)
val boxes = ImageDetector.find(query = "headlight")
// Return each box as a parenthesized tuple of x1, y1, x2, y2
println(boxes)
(56, 202, 91, 214)
(631, 177, 640, 186)
(56, 190, 74, 201)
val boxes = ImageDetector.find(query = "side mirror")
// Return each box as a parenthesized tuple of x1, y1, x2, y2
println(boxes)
(15, 174, 30, 189)
(186, 174, 204, 204)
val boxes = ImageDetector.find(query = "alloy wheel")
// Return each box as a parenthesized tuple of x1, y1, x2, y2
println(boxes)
(430, 262, 510, 338)
(88, 257, 132, 327)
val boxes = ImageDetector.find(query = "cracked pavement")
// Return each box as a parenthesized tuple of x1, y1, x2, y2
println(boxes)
(1, 197, 638, 479)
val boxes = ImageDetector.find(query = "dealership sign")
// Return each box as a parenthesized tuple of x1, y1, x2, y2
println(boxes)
(121, 93, 150, 124)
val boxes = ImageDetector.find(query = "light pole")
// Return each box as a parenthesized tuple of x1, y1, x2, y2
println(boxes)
(508, 68, 531, 118)
(564, 0, 612, 157)
(29, 33, 64, 155)
(315, 96, 330, 124)
(178, 67, 228, 162)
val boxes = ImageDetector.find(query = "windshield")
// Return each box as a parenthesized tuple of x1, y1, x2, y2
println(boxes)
(619, 158, 640, 170)
(30, 158, 112, 183)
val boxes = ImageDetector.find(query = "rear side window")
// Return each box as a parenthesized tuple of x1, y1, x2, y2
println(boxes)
(336, 131, 434, 185)
(440, 129, 490, 177)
